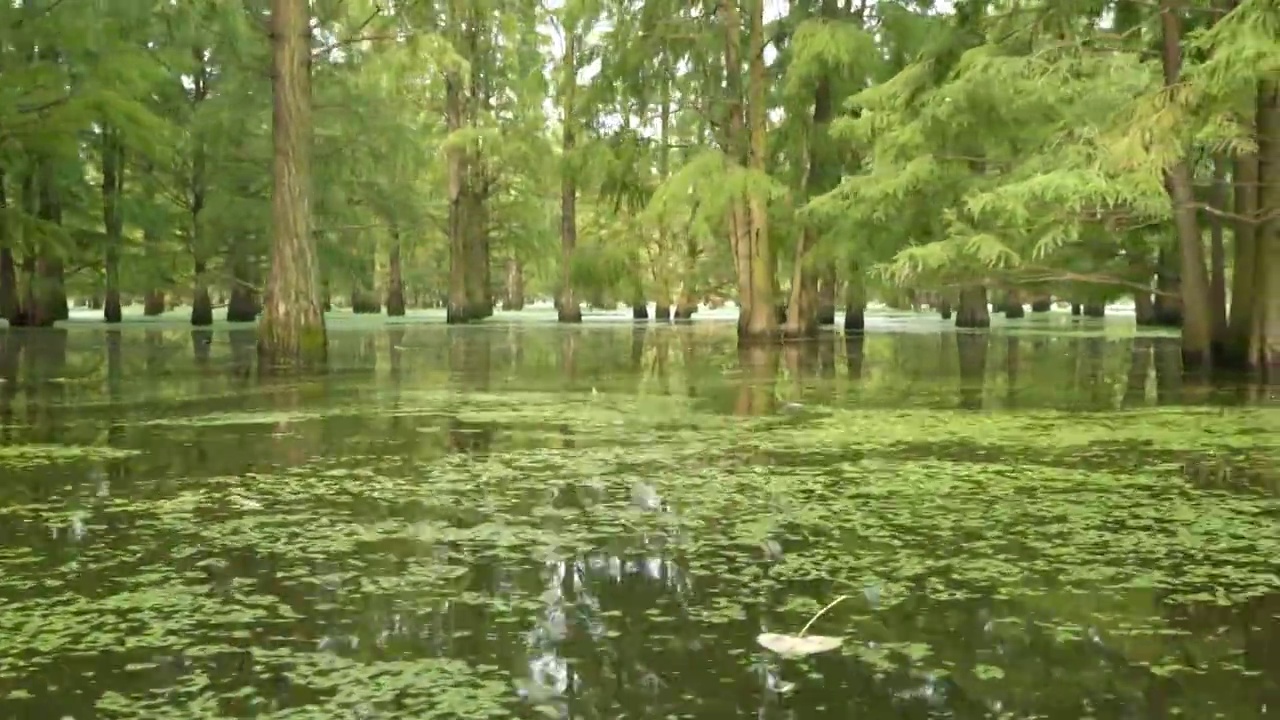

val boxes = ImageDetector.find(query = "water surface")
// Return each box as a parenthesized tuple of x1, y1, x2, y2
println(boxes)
(1, 317, 1277, 719)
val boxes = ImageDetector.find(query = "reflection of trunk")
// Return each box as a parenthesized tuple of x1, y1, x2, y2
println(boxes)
(557, 33, 582, 324)
(229, 328, 256, 379)
(1153, 340, 1182, 404)
(501, 256, 522, 311)
(733, 345, 778, 416)
(629, 326, 646, 370)
(1158, 1, 1213, 368)
(258, 0, 327, 367)
(955, 286, 989, 328)
(1005, 336, 1020, 405)
(844, 335, 864, 380)
(843, 263, 866, 333)
(559, 329, 577, 383)
(101, 125, 125, 324)
(956, 332, 988, 410)
(1125, 337, 1152, 406)
(387, 236, 406, 316)
(191, 329, 212, 366)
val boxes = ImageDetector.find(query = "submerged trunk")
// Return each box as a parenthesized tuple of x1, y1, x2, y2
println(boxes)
(955, 286, 990, 328)
(1030, 295, 1052, 313)
(258, 0, 327, 368)
(1083, 301, 1106, 318)
(1135, 290, 1157, 325)
(387, 235, 406, 317)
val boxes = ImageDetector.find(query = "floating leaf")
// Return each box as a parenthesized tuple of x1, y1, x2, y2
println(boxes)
(756, 633, 844, 658)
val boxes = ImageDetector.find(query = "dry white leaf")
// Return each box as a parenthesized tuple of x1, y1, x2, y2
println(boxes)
(756, 633, 843, 658)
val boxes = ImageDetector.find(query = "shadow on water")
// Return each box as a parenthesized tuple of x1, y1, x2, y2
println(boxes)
(0, 321, 1277, 719)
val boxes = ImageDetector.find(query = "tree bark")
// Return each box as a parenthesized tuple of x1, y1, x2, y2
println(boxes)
(445, 57, 470, 324)
(1208, 152, 1229, 354)
(1158, 0, 1214, 369)
(1030, 295, 1052, 313)
(741, 0, 777, 343)
(817, 266, 837, 325)
(258, 0, 327, 368)
(101, 126, 125, 324)
(557, 32, 581, 324)
(1256, 79, 1279, 375)
(387, 234, 406, 316)
(1002, 289, 1025, 318)
(955, 286, 990, 328)
(501, 256, 522, 311)
(843, 263, 866, 333)
(0, 171, 17, 324)
(1226, 129, 1259, 365)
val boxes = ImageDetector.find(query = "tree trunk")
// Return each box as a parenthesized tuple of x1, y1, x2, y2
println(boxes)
(1003, 290, 1025, 318)
(1159, 0, 1214, 369)
(740, 0, 776, 343)
(557, 34, 581, 324)
(144, 290, 166, 316)
(817, 266, 837, 325)
(1071, 302, 1082, 316)
(227, 239, 260, 322)
(1256, 79, 1279, 375)
(0, 172, 17, 324)
(654, 304, 671, 321)
(501, 256, 523, 311)
(191, 259, 213, 326)
(1208, 152, 1229, 355)
(1135, 291, 1157, 325)
(387, 235, 406, 317)
(632, 302, 648, 320)
(258, 0, 327, 368)
(445, 61, 470, 324)
(1226, 125, 1259, 365)
(1083, 302, 1106, 318)
(1030, 295, 1052, 313)
(1154, 247, 1184, 325)
(955, 286, 990, 328)
(101, 126, 125, 324)
(843, 264, 866, 333)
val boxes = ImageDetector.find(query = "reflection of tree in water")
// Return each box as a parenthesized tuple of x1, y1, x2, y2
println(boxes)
(844, 335, 864, 380)
(735, 345, 779, 416)
(448, 329, 494, 453)
(191, 328, 213, 367)
(1005, 336, 1020, 407)
(1126, 337, 1154, 406)
(956, 332, 988, 410)
(228, 328, 256, 379)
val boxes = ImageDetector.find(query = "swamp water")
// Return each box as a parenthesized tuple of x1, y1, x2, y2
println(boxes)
(0, 317, 1277, 719)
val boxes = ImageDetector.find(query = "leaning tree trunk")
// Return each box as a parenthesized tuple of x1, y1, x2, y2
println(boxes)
(258, 0, 326, 368)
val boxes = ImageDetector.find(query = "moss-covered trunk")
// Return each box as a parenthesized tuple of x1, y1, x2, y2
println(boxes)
(258, 0, 327, 368)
